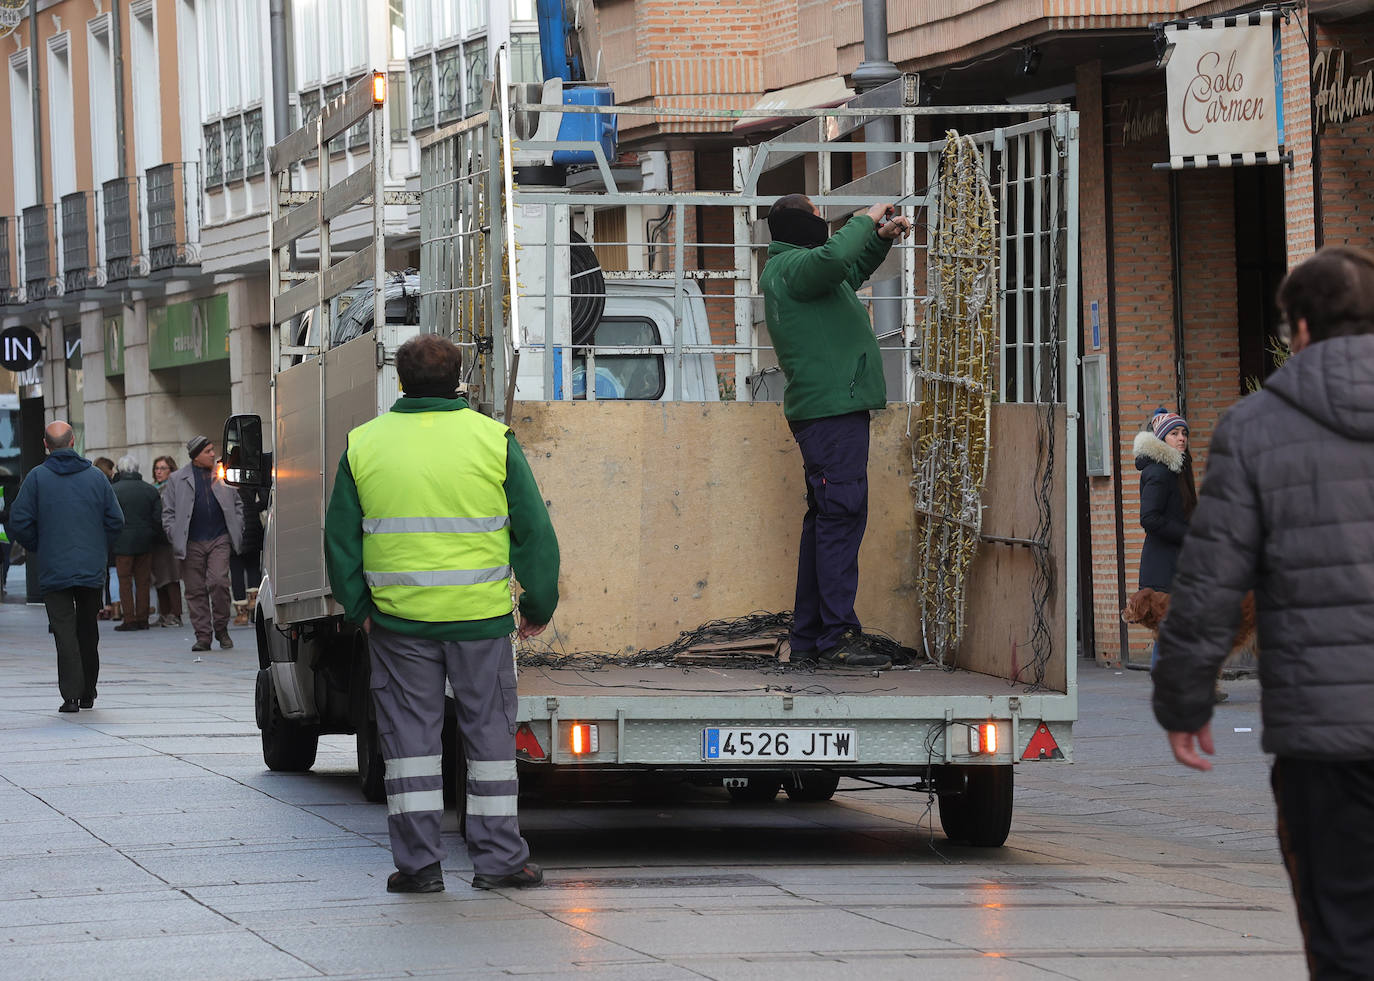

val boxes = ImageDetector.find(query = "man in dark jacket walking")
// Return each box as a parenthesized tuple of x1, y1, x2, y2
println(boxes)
(761, 195, 911, 669)
(111, 456, 163, 631)
(7, 421, 124, 712)
(1153, 245, 1374, 979)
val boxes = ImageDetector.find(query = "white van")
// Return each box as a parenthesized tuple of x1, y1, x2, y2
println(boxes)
(512, 278, 720, 402)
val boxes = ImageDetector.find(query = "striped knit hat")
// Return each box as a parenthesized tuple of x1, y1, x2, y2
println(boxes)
(1151, 411, 1188, 440)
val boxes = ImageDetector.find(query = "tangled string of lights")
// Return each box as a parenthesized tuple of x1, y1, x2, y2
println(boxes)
(910, 132, 999, 667)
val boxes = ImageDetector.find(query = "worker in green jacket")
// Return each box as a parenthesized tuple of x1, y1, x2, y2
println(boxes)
(324, 332, 559, 894)
(761, 195, 912, 670)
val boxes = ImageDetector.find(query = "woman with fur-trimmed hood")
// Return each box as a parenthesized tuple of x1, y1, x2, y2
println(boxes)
(1134, 410, 1197, 593)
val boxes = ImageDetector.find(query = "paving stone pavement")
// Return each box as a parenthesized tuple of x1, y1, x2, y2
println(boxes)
(0, 578, 1305, 980)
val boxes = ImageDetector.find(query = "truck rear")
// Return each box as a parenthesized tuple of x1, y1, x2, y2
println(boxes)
(228, 73, 1079, 847)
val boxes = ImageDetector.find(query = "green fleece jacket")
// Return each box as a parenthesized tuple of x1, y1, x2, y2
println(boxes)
(323, 396, 560, 640)
(760, 214, 893, 421)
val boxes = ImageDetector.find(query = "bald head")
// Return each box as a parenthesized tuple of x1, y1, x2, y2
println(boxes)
(43, 421, 75, 451)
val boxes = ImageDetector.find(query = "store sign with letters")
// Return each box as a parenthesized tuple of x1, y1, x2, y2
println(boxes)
(149, 294, 230, 370)
(1312, 48, 1374, 132)
(1165, 12, 1284, 167)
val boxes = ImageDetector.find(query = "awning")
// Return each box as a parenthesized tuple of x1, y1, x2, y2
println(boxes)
(734, 76, 854, 135)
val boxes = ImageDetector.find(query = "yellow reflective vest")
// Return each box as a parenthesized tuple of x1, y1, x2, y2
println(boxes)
(345, 408, 513, 622)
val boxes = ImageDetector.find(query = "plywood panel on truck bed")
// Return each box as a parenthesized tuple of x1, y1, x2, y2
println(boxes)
(513, 400, 1067, 692)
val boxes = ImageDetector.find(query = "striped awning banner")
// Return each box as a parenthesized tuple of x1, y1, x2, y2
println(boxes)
(1163, 10, 1284, 170)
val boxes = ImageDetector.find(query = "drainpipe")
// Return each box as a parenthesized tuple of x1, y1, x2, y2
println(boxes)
(851, 0, 902, 379)
(29, 0, 44, 203)
(111, 0, 127, 176)
(269, 0, 291, 142)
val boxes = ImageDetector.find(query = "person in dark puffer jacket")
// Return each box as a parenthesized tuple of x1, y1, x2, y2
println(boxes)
(1153, 245, 1374, 980)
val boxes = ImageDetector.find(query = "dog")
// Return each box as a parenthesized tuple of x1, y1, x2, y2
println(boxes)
(1121, 587, 1258, 657)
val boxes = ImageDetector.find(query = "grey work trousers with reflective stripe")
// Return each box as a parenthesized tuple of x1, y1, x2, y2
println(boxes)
(366, 623, 530, 877)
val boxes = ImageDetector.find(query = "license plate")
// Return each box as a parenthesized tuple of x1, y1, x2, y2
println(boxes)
(701, 728, 857, 762)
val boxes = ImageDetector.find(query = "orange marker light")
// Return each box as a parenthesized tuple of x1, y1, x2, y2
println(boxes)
(981, 722, 998, 754)
(372, 71, 387, 105)
(569, 723, 598, 755)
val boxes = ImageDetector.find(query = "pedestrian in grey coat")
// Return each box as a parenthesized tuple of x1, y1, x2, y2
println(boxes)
(162, 436, 243, 652)
(1153, 245, 1374, 980)
(6, 421, 124, 712)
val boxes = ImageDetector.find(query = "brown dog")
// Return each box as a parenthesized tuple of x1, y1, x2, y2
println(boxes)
(1121, 587, 1258, 656)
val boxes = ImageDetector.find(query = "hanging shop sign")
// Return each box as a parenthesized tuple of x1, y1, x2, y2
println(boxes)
(1312, 48, 1374, 133)
(1164, 11, 1284, 168)
(148, 294, 230, 370)
(104, 315, 125, 377)
(0, 325, 41, 372)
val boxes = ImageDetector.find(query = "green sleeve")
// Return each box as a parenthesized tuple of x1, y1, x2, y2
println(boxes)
(323, 448, 375, 626)
(787, 216, 885, 300)
(846, 224, 894, 290)
(504, 432, 560, 625)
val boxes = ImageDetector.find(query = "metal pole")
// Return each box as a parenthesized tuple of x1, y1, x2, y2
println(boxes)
(852, 0, 901, 390)
(29, 0, 44, 203)
(269, 0, 292, 143)
(110, 0, 127, 177)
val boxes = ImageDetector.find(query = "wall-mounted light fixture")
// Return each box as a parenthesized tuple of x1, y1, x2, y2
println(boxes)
(1152, 26, 1175, 69)
(1019, 46, 1043, 77)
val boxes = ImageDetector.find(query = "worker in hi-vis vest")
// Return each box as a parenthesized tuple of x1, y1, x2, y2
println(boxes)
(325, 333, 560, 894)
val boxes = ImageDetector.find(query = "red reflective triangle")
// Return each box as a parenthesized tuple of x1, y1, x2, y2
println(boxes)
(1021, 723, 1063, 760)
(515, 723, 546, 760)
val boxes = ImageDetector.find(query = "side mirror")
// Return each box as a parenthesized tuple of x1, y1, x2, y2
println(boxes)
(222, 415, 269, 487)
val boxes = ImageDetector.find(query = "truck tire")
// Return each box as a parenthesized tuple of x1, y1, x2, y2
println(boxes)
(256, 668, 319, 772)
(727, 776, 780, 803)
(357, 714, 386, 803)
(937, 764, 1013, 847)
(783, 772, 840, 802)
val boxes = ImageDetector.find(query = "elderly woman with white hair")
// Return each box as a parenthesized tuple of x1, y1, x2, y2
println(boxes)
(110, 455, 164, 631)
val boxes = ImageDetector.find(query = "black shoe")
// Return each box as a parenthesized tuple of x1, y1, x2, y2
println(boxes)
(191, 640, 211, 652)
(789, 647, 819, 665)
(819, 631, 892, 670)
(472, 862, 544, 890)
(216, 631, 234, 650)
(387, 862, 444, 893)
(59, 699, 80, 713)
(114, 621, 142, 632)
(79, 697, 94, 709)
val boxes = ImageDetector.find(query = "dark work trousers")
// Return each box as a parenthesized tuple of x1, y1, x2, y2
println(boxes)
(366, 624, 530, 878)
(789, 411, 871, 654)
(44, 586, 103, 701)
(1272, 757, 1374, 979)
(183, 535, 232, 642)
(229, 550, 261, 602)
(115, 553, 153, 626)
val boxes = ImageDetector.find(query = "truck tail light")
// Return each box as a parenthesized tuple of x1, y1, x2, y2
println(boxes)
(570, 723, 599, 755)
(969, 722, 998, 755)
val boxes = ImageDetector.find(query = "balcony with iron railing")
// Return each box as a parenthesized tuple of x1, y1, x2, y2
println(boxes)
(60, 191, 105, 294)
(0, 216, 20, 305)
(22, 204, 58, 302)
(146, 162, 202, 273)
(102, 176, 147, 284)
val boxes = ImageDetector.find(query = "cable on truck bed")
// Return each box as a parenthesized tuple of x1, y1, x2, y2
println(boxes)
(516, 610, 928, 671)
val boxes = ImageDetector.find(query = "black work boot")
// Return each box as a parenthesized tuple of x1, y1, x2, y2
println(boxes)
(818, 630, 891, 670)
(387, 861, 444, 893)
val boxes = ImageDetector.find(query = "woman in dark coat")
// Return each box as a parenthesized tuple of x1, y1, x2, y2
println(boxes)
(149, 455, 183, 627)
(1134, 409, 1203, 680)
(1134, 410, 1196, 592)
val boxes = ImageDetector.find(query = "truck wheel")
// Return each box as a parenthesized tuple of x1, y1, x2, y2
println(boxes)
(727, 777, 780, 803)
(937, 765, 1013, 847)
(357, 714, 386, 803)
(256, 668, 319, 772)
(783, 772, 840, 802)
